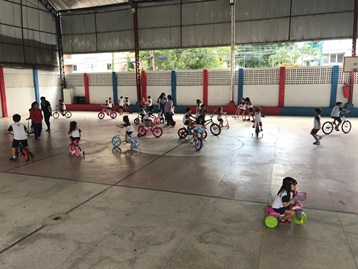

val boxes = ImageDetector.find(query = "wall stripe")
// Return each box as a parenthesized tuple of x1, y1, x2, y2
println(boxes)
(0, 67, 8, 117)
(203, 69, 208, 105)
(171, 70, 177, 104)
(112, 72, 118, 104)
(141, 70, 147, 101)
(278, 67, 286, 107)
(33, 69, 40, 103)
(238, 68, 244, 103)
(84, 73, 90, 104)
(330, 65, 339, 107)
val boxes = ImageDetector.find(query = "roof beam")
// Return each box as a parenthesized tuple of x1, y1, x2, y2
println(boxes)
(39, 0, 58, 16)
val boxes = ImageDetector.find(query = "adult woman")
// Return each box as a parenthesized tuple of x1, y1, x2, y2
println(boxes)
(164, 95, 175, 127)
(157, 92, 167, 122)
(29, 101, 43, 141)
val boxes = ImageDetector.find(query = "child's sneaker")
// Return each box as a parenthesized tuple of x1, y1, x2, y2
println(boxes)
(335, 127, 339, 131)
(9, 157, 17, 162)
(313, 141, 320, 145)
(280, 220, 291, 224)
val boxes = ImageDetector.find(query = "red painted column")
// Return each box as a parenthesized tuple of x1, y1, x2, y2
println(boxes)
(278, 67, 286, 107)
(0, 67, 8, 117)
(84, 73, 90, 104)
(141, 70, 147, 100)
(203, 69, 208, 105)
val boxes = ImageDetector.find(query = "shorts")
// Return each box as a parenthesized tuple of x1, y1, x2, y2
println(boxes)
(311, 128, 319, 135)
(119, 106, 123, 109)
(218, 119, 223, 122)
(184, 120, 189, 126)
(239, 109, 245, 112)
(331, 116, 342, 123)
(249, 107, 253, 113)
(273, 207, 289, 215)
(126, 131, 133, 136)
(12, 139, 28, 148)
(70, 136, 80, 142)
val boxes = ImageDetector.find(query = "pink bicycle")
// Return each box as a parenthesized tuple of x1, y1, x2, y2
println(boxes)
(263, 191, 307, 228)
(138, 123, 163, 138)
(98, 105, 117, 119)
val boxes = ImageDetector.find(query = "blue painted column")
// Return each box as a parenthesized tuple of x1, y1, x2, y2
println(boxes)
(171, 70, 177, 104)
(33, 69, 40, 103)
(330, 65, 339, 107)
(112, 72, 118, 104)
(238, 68, 244, 103)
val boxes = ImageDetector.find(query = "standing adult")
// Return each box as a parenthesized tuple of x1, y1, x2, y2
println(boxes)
(165, 95, 175, 127)
(157, 93, 167, 121)
(29, 101, 43, 141)
(40, 96, 52, 132)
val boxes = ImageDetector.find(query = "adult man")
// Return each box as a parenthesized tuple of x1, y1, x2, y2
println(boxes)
(40, 96, 52, 132)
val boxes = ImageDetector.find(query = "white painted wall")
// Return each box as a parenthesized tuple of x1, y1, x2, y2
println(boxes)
(243, 85, 279, 106)
(38, 70, 61, 110)
(4, 68, 35, 116)
(147, 86, 171, 104)
(208, 86, 231, 106)
(176, 86, 202, 106)
(285, 84, 331, 107)
(89, 86, 112, 104)
(118, 86, 137, 104)
(74, 87, 85, 97)
(336, 85, 349, 103)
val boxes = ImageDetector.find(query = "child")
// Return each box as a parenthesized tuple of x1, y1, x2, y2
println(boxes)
(253, 106, 263, 131)
(4, 114, 34, 161)
(311, 107, 322, 145)
(124, 96, 130, 107)
(217, 107, 225, 128)
(108, 97, 113, 110)
(118, 96, 124, 114)
(147, 96, 153, 111)
(272, 177, 299, 224)
(158, 108, 164, 123)
(198, 104, 207, 121)
(68, 121, 81, 144)
(143, 106, 154, 126)
(183, 107, 195, 128)
(330, 102, 349, 131)
(239, 98, 247, 120)
(119, 115, 134, 143)
(29, 101, 43, 141)
(105, 100, 109, 110)
(194, 114, 205, 140)
(139, 97, 147, 109)
(59, 99, 67, 115)
(195, 99, 202, 117)
(245, 97, 254, 121)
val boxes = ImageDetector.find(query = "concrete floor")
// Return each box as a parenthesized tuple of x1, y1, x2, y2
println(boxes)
(0, 112, 358, 269)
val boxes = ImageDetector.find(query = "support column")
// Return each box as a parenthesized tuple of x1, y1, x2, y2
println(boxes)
(330, 66, 339, 107)
(203, 69, 208, 105)
(229, 0, 236, 102)
(349, 0, 358, 104)
(33, 69, 40, 103)
(112, 72, 118, 104)
(141, 70, 147, 100)
(84, 73, 90, 104)
(238, 68, 244, 103)
(278, 67, 286, 107)
(171, 71, 177, 104)
(0, 67, 8, 117)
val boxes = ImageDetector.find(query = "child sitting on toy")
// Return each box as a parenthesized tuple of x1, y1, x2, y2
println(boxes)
(118, 115, 134, 143)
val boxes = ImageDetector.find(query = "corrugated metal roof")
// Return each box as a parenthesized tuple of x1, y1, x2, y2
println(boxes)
(49, 0, 129, 11)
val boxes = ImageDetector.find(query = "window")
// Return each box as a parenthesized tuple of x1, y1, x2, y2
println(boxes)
(323, 53, 345, 65)
(73, 65, 77, 71)
(107, 63, 112, 70)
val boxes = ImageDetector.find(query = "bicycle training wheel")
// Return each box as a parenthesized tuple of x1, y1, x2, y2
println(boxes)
(111, 136, 121, 147)
(110, 111, 117, 119)
(98, 112, 105, 119)
(341, 120, 352, 134)
(52, 112, 59, 119)
(152, 127, 163, 138)
(21, 148, 29, 161)
(322, 121, 333, 135)
(194, 138, 202, 151)
(178, 128, 188, 139)
(210, 123, 221, 136)
(138, 126, 147, 136)
(65, 111, 72, 118)
(134, 118, 140, 124)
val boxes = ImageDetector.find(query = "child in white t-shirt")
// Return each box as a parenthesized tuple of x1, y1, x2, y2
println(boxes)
(118, 96, 124, 115)
(119, 115, 134, 143)
(58, 99, 66, 115)
(183, 107, 195, 128)
(330, 102, 349, 131)
(253, 107, 263, 131)
(217, 107, 225, 128)
(68, 121, 81, 143)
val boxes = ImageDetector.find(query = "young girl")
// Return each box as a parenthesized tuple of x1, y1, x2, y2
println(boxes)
(239, 98, 247, 120)
(118, 96, 124, 115)
(29, 101, 43, 141)
(183, 107, 195, 128)
(59, 99, 66, 115)
(253, 106, 263, 131)
(245, 97, 254, 121)
(119, 115, 134, 143)
(217, 107, 224, 128)
(68, 121, 81, 144)
(108, 97, 113, 110)
(272, 177, 299, 224)
(195, 99, 202, 117)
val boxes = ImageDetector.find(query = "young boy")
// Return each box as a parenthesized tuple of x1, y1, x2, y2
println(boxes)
(311, 107, 322, 145)
(331, 102, 349, 131)
(183, 107, 195, 128)
(118, 96, 124, 114)
(108, 97, 113, 110)
(5, 114, 34, 161)
(58, 99, 66, 115)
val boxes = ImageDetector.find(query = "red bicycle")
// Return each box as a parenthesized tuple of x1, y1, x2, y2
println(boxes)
(138, 123, 163, 138)
(98, 105, 117, 119)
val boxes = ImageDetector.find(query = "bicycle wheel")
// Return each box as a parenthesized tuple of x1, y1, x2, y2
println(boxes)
(134, 118, 140, 124)
(210, 123, 221, 136)
(195, 138, 202, 151)
(178, 128, 188, 139)
(152, 127, 163, 138)
(138, 126, 147, 136)
(21, 148, 29, 161)
(111, 136, 121, 147)
(131, 137, 141, 148)
(322, 121, 333, 135)
(341, 120, 352, 134)
(255, 126, 260, 138)
(52, 112, 59, 119)
(203, 130, 207, 140)
(98, 112, 105, 119)
(110, 111, 117, 119)
(65, 111, 72, 118)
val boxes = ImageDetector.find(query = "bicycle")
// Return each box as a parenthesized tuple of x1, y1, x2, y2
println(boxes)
(204, 112, 221, 136)
(192, 126, 205, 151)
(178, 125, 207, 140)
(111, 130, 140, 149)
(69, 139, 85, 157)
(98, 105, 117, 119)
(123, 104, 134, 114)
(53, 105, 72, 119)
(322, 111, 351, 135)
(252, 121, 263, 138)
(15, 141, 33, 161)
(138, 123, 163, 138)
